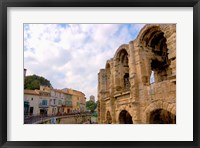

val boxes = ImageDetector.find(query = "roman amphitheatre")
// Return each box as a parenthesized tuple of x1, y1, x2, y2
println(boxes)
(98, 24, 176, 124)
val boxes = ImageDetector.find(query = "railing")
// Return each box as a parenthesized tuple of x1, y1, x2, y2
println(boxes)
(24, 115, 49, 124)
(24, 111, 92, 124)
(38, 103, 48, 108)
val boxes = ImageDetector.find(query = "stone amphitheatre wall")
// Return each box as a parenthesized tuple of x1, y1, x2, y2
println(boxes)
(98, 24, 176, 124)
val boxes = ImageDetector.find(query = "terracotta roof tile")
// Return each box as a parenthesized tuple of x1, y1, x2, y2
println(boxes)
(24, 89, 40, 95)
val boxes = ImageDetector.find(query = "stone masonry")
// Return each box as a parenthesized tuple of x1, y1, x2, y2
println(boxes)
(98, 24, 176, 124)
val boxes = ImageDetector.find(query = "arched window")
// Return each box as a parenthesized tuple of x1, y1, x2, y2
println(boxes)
(116, 49, 130, 91)
(141, 27, 170, 84)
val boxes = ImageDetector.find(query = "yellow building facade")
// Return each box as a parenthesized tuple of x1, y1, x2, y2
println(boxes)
(62, 88, 86, 113)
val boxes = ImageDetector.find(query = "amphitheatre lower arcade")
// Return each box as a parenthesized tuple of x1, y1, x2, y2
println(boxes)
(98, 24, 176, 124)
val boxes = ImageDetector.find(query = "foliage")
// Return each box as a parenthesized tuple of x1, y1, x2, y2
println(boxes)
(24, 74, 52, 90)
(57, 119, 61, 124)
(86, 100, 97, 113)
(92, 111, 98, 117)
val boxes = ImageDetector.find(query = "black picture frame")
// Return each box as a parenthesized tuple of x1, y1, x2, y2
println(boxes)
(0, 0, 199, 148)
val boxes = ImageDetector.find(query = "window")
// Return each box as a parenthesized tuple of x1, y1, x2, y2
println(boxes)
(124, 73, 130, 90)
(58, 100, 62, 105)
(115, 49, 130, 91)
(42, 100, 48, 105)
(66, 101, 72, 106)
(140, 27, 170, 83)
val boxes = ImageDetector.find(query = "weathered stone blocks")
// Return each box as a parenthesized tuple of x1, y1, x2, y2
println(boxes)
(98, 24, 176, 124)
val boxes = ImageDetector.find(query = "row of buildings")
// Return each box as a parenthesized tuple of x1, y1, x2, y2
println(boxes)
(24, 85, 86, 116)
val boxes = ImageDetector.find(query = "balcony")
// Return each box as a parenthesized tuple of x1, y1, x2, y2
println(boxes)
(62, 101, 72, 107)
(39, 103, 48, 108)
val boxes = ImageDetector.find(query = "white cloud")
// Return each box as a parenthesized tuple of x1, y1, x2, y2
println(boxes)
(24, 24, 145, 100)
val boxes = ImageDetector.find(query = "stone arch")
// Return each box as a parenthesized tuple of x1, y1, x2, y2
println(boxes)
(113, 44, 129, 60)
(137, 25, 160, 45)
(136, 24, 176, 44)
(106, 110, 112, 124)
(144, 101, 176, 124)
(118, 110, 133, 124)
(117, 105, 133, 123)
(136, 25, 173, 85)
(113, 45, 130, 91)
(149, 109, 176, 124)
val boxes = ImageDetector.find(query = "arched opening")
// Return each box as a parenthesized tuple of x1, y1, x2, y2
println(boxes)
(149, 109, 176, 124)
(119, 110, 133, 124)
(105, 63, 111, 90)
(106, 111, 112, 124)
(116, 49, 130, 91)
(124, 73, 130, 89)
(141, 27, 171, 84)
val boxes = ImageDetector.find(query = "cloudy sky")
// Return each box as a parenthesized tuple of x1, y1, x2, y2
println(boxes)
(24, 24, 145, 100)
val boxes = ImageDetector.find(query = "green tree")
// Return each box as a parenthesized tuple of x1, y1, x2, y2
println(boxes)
(92, 111, 98, 117)
(24, 74, 52, 90)
(86, 100, 97, 113)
